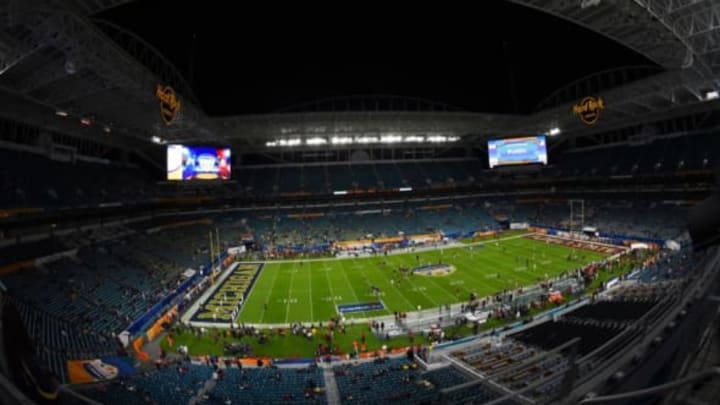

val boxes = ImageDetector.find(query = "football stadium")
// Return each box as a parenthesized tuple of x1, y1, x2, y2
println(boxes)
(1, 1, 720, 405)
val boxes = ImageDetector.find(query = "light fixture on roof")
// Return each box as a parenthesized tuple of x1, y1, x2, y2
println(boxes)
(80, 117, 92, 126)
(103, 126, 111, 134)
(580, 0, 601, 8)
(306, 137, 327, 145)
(331, 136, 353, 145)
(548, 127, 561, 136)
(151, 135, 165, 144)
(278, 138, 301, 146)
(65, 59, 77, 75)
(265, 134, 462, 147)
(705, 90, 719, 100)
(380, 135, 402, 143)
(55, 110, 68, 117)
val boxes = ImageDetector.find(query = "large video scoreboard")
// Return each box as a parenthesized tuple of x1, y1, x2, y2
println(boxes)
(488, 135, 547, 168)
(167, 144, 231, 181)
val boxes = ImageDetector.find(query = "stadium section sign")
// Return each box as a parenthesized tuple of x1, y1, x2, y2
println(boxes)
(155, 84, 181, 125)
(573, 96, 604, 125)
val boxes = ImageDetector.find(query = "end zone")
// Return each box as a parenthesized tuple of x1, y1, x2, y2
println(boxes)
(182, 262, 264, 327)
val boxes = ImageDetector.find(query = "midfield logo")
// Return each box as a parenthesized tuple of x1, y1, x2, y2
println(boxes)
(155, 85, 181, 125)
(573, 96, 604, 125)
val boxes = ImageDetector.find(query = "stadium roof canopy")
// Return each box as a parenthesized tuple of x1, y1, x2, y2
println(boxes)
(0, 0, 719, 154)
(0, 0, 219, 150)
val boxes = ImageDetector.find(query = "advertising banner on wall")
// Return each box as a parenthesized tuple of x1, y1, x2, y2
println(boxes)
(66, 357, 136, 384)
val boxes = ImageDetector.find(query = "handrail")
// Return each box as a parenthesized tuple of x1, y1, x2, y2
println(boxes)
(440, 338, 581, 405)
(578, 367, 720, 403)
(480, 338, 580, 382)
(578, 292, 677, 365)
(0, 371, 36, 405)
(57, 385, 103, 405)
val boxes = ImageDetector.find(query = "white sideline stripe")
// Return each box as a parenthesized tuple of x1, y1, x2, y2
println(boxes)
(250, 232, 533, 265)
(308, 262, 314, 321)
(531, 233, 630, 250)
(254, 262, 280, 323)
(284, 262, 297, 323)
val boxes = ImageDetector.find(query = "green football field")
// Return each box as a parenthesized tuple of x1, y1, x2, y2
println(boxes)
(236, 234, 608, 324)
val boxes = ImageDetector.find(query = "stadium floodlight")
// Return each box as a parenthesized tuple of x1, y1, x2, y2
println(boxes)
(380, 135, 402, 143)
(705, 90, 719, 100)
(278, 138, 301, 147)
(268, 134, 462, 146)
(331, 136, 353, 145)
(580, 0, 601, 8)
(55, 110, 68, 117)
(549, 127, 561, 136)
(355, 136, 378, 144)
(306, 137, 327, 145)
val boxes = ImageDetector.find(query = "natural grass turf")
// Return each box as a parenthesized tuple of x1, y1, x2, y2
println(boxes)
(163, 294, 579, 359)
(236, 234, 608, 324)
(161, 324, 430, 359)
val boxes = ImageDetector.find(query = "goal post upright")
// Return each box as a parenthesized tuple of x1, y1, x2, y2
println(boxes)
(568, 199, 584, 239)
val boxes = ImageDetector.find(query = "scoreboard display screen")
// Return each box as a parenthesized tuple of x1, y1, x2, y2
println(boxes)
(488, 135, 547, 168)
(167, 144, 231, 181)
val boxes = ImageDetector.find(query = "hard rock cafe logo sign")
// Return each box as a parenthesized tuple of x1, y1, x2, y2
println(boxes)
(155, 85, 181, 125)
(573, 96, 604, 125)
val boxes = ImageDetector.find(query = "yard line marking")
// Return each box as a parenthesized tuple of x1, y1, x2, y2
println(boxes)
(366, 265, 415, 316)
(284, 261, 298, 323)
(391, 263, 440, 308)
(308, 263, 314, 322)
(324, 264, 340, 318)
(336, 260, 366, 318)
(254, 264, 280, 323)
(238, 233, 609, 325)
(256, 232, 532, 264)
(419, 273, 463, 302)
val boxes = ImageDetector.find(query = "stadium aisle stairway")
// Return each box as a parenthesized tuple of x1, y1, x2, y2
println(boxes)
(332, 357, 486, 405)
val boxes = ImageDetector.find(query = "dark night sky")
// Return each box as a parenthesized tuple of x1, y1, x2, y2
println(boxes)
(99, 1, 658, 116)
